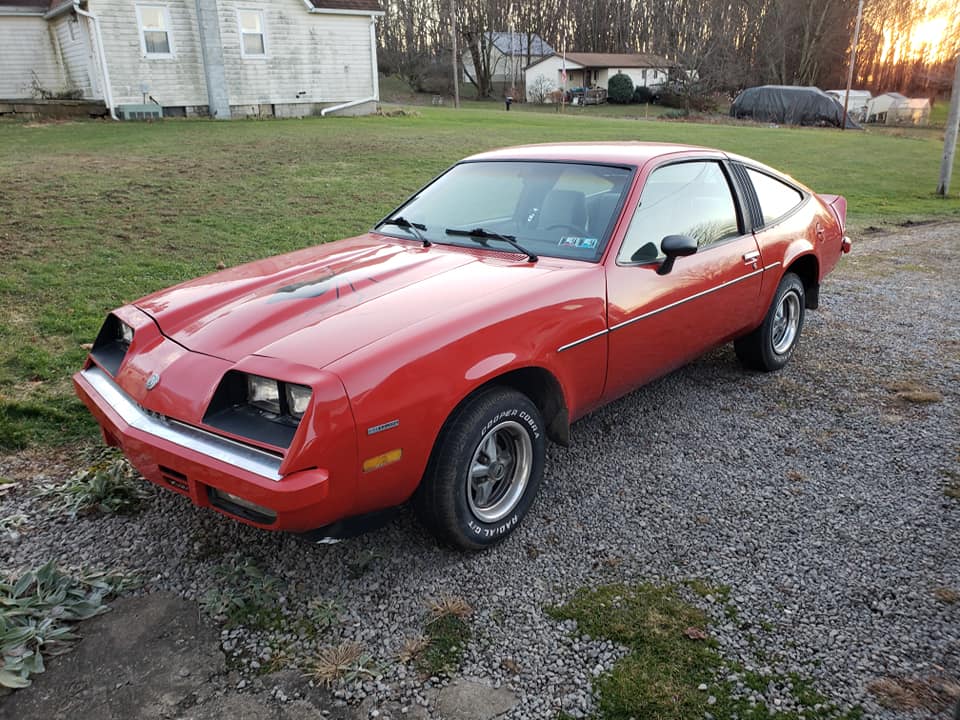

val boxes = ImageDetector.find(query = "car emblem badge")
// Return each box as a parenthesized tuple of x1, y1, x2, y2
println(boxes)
(145, 373, 160, 391)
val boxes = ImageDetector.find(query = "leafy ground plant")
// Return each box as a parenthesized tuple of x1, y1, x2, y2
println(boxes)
(0, 561, 138, 688)
(37, 449, 150, 517)
(199, 554, 283, 628)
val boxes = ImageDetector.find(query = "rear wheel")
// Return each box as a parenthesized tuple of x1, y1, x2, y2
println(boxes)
(735, 272, 806, 372)
(414, 388, 545, 550)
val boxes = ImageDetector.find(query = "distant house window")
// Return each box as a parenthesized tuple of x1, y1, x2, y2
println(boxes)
(238, 10, 266, 57)
(136, 5, 173, 58)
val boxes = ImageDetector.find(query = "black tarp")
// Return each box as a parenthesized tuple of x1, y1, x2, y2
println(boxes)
(730, 85, 861, 129)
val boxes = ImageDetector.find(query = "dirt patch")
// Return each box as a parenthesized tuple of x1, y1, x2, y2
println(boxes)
(867, 675, 960, 714)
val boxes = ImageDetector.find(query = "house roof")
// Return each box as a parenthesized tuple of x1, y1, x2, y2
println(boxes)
(307, 0, 383, 12)
(0, 0, 51, 13)
(487, 31, 554, 57)
(563, 52, 678, 69)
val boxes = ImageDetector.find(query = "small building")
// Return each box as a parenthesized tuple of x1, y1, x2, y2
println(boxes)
(461, 31, 554, 95)
(825, 89, 872, 121)
(0, 0, 383, 119)
(865, 92, 930, 125)
(524, 52, 677, 102)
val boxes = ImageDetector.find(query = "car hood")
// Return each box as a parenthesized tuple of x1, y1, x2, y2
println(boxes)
(136, 235, 555, 367)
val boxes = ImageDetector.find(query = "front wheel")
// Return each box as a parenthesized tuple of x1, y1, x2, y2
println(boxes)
(735, 272, 806, 372)
(414, 388, 545, 550)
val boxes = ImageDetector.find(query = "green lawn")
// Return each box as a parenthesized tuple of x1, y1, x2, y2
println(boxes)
(0, 107, 958, 448)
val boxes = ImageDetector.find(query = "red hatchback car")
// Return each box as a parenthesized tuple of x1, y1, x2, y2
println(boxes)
(74, 142, 850, 549)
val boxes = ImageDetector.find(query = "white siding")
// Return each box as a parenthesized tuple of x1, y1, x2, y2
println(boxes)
(605, 67, 667, 89)
(524, 56, 585, 101)
(89, 0, 208, 106)
(0, 16, 63, 98)
(217, 1, 375, 106)
(51, 15, 97, 98)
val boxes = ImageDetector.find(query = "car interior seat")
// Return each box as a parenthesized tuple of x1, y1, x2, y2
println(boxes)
(539, 190, 587, 233)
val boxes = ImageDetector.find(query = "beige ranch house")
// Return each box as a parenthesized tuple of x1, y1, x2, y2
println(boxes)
(525, 51, 678, 102)
(0, 0, 383, 118)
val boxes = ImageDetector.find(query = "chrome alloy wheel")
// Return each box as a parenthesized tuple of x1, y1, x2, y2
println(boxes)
(466, 420, 533, 523)
(772, 289, 801, 354)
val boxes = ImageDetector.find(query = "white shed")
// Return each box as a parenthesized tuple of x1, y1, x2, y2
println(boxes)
(886, 97, 931, 125)
(865, 92, 907, 123)
(825, 89, 871, 121)
(0, 0, 383, 118)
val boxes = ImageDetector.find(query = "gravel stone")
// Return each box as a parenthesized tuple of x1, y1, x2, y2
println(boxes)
(1, 224, 958, 719)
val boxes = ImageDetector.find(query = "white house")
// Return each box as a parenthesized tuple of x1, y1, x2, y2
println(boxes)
(0, 0, 383, 118)
(525, 52, 678, 102)
(461, 31, 553, 91)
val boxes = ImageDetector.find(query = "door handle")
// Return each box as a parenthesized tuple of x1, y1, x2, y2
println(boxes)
(743, 251, 760, 266)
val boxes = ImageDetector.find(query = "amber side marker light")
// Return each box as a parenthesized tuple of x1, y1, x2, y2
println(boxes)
(363, 449, 402, 473)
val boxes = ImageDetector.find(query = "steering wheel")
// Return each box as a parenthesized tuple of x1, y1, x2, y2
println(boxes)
(546, 224, 587, 236)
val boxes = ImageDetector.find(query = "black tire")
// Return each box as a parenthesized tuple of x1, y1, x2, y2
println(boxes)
(734, 272, 806, 372)
(414, 388, 545, 550)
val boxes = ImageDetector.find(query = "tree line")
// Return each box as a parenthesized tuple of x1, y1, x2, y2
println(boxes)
(377, 0, 960, 98)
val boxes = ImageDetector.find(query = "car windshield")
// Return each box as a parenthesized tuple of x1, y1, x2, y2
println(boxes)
(376, 161, 633, 262)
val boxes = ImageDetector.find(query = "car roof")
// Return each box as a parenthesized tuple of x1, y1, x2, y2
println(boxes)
(463, 142, 724, 167)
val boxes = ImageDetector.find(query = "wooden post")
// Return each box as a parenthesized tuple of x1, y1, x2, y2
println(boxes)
(450, 0, 460, 108)
(937, 56, 960, 197)
(841, 0, 864, 130)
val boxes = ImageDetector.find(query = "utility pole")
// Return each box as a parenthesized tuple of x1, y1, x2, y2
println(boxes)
(450, 0, 460, 108)
(937, 55, 960, 196)
(841, 0, 865, 130)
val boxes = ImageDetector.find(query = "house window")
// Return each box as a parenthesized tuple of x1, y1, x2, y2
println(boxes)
(136, 5, 173, 57)
(238, 10, 266, 57)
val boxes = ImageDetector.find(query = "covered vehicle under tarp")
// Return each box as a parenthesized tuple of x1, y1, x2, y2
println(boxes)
(730, 85, 860, 128)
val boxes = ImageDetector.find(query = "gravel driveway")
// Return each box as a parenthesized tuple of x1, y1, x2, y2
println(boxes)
(2, 222, 958, 719)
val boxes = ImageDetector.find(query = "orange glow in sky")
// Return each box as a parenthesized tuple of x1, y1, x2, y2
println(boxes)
(878, 6, 953, 65)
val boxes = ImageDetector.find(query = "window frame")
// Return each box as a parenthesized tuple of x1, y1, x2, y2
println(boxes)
(737, 163, 809, 230)
(616, 158, 747, 267)
(237, 8, 268, 59)
(135, 4, 175, 59)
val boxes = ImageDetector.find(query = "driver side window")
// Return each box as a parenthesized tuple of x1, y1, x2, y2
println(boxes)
(617, 161, 740, 264)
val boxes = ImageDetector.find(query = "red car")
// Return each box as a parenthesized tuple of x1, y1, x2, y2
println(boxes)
(74, 142, 850, 550)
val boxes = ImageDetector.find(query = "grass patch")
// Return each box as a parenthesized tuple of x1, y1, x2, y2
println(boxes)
(36, 449, 150, 516)
(548, 583, 864, 719)
(305, 642, 383, 687)
(2, 110, 958, 448)
(415, 595, 473, 676)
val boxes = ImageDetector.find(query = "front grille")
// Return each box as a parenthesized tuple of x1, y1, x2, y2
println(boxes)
(158, 465, 189, 492)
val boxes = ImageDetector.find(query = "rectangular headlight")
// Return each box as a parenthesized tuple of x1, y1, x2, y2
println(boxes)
(247, 375, 281, 415)
(284, 383, 312, 419)
(118, 321, 134, 346)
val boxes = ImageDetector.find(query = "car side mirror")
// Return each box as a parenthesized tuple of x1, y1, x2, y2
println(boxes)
(657, 235, 698, 275)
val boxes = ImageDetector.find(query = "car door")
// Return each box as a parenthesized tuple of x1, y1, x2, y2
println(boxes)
(603, 159, 763, 402)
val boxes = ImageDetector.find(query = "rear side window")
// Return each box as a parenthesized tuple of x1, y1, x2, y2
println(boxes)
(618, 161, 740, 264)
(747, 169, 804, 226)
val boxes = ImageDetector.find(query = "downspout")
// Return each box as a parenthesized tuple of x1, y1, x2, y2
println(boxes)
(73, 3, 117, 120)
(320, 16, 379, 116)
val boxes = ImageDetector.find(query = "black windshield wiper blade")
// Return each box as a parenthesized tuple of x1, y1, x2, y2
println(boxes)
(445, 227, 538, 263)
(378, 216, 431, 247)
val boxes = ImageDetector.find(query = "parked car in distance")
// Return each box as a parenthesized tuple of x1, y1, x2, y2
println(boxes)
(74, 142, 851, 550)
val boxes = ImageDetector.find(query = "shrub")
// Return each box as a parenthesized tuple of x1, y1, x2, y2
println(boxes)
(607, 73, 634, 104)
(632, 86, 656, 104)
(37, 450, 149, 517)
(657, 82, 719, 112)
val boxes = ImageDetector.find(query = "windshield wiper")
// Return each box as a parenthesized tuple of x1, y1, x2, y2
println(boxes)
(378, 216, 431, 247)
(445, 227, 538, 263)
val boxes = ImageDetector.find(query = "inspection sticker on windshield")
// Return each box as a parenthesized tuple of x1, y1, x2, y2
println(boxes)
(559, 237, 598, 249)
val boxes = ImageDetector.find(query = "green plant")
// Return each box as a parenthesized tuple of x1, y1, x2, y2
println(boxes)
(607, 73, 634, 104)
(200, 554, 282, 627)
(0, 561, 138, 688)
(632, 86, 655, 104)
(418, 613, 470, 676)
(36, 450, 150, 516)
(306, 598, 342, 631)
(306, 642, 384, 686)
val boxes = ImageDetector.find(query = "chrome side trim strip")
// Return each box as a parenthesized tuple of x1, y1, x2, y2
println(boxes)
(610, 267, 766, 333)
(557, 328, 609, 353)
(763, 261, 782, 271)
(81, 366, 283, 482)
